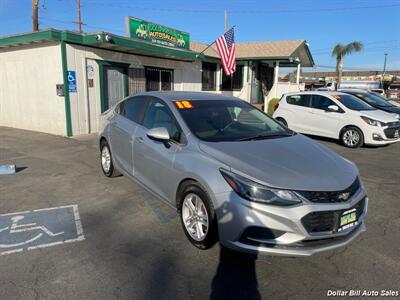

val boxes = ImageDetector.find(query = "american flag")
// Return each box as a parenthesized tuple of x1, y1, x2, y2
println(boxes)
(215, 27, 236, 76)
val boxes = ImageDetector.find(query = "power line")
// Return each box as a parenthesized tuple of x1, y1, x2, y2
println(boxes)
(74, 2, 400, 14)
(40, 16, 125, 34)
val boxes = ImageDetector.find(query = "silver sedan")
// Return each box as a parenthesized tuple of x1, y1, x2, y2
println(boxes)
(99, 92, 368, 256)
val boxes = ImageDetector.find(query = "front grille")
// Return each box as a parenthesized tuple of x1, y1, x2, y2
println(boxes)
(384, 126, 400, 138)
(302, 198, 366, 233)
(386, 121, 400, 127)
(296, 178, 360, 203)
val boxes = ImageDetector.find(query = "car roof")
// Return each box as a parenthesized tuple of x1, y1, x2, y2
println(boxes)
(284, 91, 349, 96)
(133, 91, 240, 102)
(339, 89, 369, 93)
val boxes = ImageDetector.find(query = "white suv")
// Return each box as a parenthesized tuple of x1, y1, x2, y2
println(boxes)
(273, 91, 400, 148)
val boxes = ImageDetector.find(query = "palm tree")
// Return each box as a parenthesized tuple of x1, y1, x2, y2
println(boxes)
(331, 41, 364, 90)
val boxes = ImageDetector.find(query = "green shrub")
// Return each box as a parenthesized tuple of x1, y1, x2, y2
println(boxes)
(267, 98, 280, 116)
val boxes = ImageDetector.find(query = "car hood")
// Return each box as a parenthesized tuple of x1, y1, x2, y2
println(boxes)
(361, 109, 399, 122)
(377, 105, 400, 115)
(199, 134, 358, 191)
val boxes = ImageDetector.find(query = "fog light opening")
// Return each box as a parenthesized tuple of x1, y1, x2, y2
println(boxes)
(372, 133, 384, 141)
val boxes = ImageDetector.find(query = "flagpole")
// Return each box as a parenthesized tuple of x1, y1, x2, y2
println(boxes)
(196, 25, 236, 58)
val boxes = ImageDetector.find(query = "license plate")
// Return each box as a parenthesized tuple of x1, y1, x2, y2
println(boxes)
(338, 208, 358, 232)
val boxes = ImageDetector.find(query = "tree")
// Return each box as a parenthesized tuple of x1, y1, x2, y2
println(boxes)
(331, 41, 364, 90)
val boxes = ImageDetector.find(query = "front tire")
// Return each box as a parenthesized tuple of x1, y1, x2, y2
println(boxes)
(178, 182, 218, 249)
(340, 126, 364, 148)
(100, 140, 120, 177)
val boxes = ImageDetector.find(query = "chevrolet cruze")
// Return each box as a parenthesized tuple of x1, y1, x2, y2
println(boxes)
(99, 92, 368, 256)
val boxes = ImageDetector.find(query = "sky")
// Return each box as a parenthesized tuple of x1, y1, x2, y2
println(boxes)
(1, 0, 399, 73)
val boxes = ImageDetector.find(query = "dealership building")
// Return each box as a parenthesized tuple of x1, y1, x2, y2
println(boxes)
(0, 17, 314, 136)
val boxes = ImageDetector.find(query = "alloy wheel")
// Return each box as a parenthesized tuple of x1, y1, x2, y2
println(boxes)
(182, 193, 209, 241)
(343, 129, 360, 147)
(101, 146, 111, 173)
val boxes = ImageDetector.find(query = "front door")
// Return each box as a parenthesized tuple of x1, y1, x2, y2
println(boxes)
(308, 95, 343, 138)
(132, 97, 183, 203)
(104, 66, 126, 110)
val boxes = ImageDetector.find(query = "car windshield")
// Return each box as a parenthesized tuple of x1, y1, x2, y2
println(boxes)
(332, 94, 376, 111)
(175, 100, 293, 142)
(349, 92, 392, 107)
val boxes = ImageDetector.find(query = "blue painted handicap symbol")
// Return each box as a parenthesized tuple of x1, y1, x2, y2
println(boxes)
(67, 70, 77, 93)
(0, 205, 84, 256)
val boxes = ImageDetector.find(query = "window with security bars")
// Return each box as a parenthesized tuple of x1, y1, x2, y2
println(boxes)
(145, 67, 174, 91)
(202, 62, 217, 91)
(221, 65, 243, 91)
(128, 68, 146, 96)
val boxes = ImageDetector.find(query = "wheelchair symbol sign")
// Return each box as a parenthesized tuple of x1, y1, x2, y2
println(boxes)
(0, 205, 84, 256)
(67, 70, 77, 92)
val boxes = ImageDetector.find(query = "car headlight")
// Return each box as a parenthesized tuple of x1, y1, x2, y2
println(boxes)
(360, 116, 386, 127)
(220, 169, 302, 206)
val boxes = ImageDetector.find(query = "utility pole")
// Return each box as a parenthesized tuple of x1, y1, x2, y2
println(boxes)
(383, 52, 388, 76)
(75, 0, 83, 33)
(224, 9, 228, 32)
(382, 52, 388, 90)
(32, 0, 39, 32)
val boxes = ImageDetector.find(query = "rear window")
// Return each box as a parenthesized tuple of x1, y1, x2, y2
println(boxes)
(286, 95, 311, 107)
(120, 96, 148, 123)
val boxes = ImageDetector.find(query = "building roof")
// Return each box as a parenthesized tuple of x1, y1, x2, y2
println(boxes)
(190, 39, 314, 67)
(0, 29, 199, 61)
(0, 29, 314, 66)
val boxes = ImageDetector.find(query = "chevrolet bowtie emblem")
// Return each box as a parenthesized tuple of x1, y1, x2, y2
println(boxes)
(338, 192, 350, 200)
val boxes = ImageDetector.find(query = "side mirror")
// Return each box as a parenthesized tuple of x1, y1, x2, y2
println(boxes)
(326, 105, 340, 112)
(147, 127, 170, 147)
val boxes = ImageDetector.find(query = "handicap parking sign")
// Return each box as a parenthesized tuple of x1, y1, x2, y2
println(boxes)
(67, 70, 77, 93)
(0, 205, 84, 256)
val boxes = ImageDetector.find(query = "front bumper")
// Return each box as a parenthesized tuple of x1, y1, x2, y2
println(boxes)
(213, 187, 368, 257)
(363, 124, 400, 145)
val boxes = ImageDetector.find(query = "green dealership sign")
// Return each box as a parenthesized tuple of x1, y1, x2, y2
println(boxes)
(127, 17, 190, 49)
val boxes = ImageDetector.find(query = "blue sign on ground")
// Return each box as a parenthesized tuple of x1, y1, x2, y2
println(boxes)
(67, 70, 77, 92)
(0, 205, 84, 256)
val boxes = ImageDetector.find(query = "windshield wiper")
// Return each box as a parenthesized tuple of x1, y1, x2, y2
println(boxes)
(239, 132, 293, 141)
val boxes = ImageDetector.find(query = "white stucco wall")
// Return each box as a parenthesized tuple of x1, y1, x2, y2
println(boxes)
(65, 44, 204, 135)
(0, 42, 66, 135)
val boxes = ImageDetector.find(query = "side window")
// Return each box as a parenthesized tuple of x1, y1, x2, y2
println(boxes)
(311, 95, 335, 110)
(120, 96, 148, 124)
(142, 98, 182, 143)
(286, 95, 311, 107)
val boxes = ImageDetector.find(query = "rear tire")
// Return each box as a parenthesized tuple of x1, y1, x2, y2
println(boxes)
(340, 126, 364, 148)
(276, 117, 287, 127)
(100, 139, 121, 177)
(178, 181, 218, 249)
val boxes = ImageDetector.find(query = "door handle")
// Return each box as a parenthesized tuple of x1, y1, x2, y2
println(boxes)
(135, 137, 144, 144)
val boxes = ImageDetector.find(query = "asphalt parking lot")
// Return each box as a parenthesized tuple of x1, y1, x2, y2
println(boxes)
(0, 126, 399, 300)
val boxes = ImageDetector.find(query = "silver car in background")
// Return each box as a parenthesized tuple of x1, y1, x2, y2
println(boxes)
(99, 92, 368, 256)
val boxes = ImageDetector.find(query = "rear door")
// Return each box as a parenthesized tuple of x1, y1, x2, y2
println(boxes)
(109, 96, 148, 175)
(284, 94, 314, 133)
(308, 94, 343, 138)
